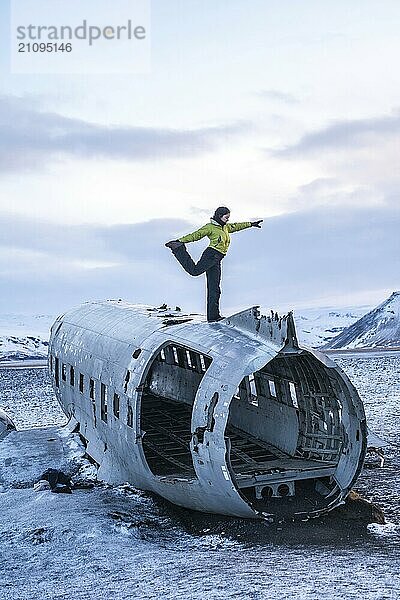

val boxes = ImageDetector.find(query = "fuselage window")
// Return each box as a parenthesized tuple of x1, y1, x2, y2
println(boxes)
(124, 370, 130, 393)
(199, 354, 212, 373)
(62, 363, 67, 381)
(90, 379, 96, 426)
(172, 346, 179, 365)
(70, 366, 75, 387)
(189, 351, 200, 371)
(269, 379, 277, 397)
(100, 383, 108, 422)
(113, 393, 120, 419)
(55, 357, 59, 388)
(249, 374, 258, 406)
(127, 402, 133, 428)
(79, 373, 84, 393)
(185, 349, 196, 369)
(289, 381, 299, 408)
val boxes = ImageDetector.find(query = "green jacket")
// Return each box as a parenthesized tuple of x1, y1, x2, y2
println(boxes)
(178, 219, 252, 255)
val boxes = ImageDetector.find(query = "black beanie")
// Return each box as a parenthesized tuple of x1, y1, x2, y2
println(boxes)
(212, 206, 230, 226)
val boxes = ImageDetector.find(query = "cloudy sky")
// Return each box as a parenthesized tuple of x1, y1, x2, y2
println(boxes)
(0, 0, 399, 316)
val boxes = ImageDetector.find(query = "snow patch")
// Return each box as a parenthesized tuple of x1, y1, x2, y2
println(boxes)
(324, 292, 400, 349)
(0, 313, 54, 361)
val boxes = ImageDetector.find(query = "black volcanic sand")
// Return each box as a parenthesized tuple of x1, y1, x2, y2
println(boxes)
(0, 359, 399, 600)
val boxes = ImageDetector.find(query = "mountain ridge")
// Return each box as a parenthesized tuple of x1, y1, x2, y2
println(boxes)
(322, 292, 400, 350)
(1, 294, 399, 361)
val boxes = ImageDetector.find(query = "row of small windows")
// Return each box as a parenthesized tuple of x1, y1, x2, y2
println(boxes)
(50, 344, 212, 432)
(51, 355, 130, 427)
(50, 357, 299, 427)
(50, 352, 298, 415)
(157, 345, 211, 373)
(233, 372, 298, 409)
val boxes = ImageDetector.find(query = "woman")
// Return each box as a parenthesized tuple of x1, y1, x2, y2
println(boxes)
(165, 207, 263, 322)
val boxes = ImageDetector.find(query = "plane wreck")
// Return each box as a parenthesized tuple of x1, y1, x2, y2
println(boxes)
(49, 301, 367, 521)
(0, 409, 16, 441)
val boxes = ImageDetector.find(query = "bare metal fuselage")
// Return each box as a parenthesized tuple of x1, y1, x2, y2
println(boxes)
(49, 301, 367, 521)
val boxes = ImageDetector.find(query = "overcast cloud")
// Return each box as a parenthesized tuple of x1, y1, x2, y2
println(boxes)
(0, 95, 248, 173)
(256, 90, 300, 105)
(0, 203, 398, 315)
(272, 110, 400, 157)
(1, 2, 400, 313)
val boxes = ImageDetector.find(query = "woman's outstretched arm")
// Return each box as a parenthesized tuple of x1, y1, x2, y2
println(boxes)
(178, 224, 210, 243)
(227, 221, 252, 233)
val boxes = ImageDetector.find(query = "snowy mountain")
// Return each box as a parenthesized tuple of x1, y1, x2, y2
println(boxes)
(322, 292, 400, 350)
(293, 305, 370, 348)
(0, 314, 53, 362)
(0, 295, 397, 361)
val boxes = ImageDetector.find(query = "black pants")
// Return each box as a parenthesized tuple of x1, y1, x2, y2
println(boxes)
(173, 246, 224, 321)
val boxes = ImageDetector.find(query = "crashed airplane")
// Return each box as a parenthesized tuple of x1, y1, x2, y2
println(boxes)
(49, 301, 367, 521)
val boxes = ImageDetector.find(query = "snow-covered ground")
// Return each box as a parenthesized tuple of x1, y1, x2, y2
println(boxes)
(0, 356, 399, 600)
(0, 368, 65, 429)
(0, 314, 54, 362)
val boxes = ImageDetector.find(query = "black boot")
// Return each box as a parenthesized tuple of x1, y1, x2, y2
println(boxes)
(165, 240, 184, 250)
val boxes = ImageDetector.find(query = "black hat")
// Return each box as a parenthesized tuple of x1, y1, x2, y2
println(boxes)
(213, 206, 230, 226)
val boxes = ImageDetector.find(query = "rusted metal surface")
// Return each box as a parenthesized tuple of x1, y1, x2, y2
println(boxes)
(48, 301, 367, 521)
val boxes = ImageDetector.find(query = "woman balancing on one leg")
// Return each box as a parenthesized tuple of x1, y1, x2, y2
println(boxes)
(165, 207, 263, 322)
